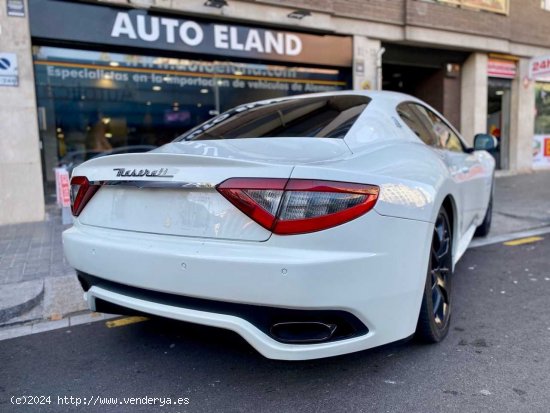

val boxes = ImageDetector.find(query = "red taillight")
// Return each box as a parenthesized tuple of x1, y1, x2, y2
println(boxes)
(217, 178, 379, 235)
(216, 178, 287, 230)
(70, 176, 100, 216)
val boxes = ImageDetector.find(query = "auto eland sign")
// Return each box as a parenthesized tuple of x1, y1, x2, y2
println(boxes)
(29, 0, 351, 67)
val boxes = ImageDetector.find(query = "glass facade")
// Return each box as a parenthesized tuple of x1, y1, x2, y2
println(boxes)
(487, 77, 512, 169)
(33, 46, 350, 201)
(534, 82, 550, 168)
(535, 82, 550, 135)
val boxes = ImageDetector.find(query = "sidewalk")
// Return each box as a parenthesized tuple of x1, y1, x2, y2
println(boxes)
(1, 170, 549, 330)
(0, 206, 86, 327)
(492, 170, 550, 235)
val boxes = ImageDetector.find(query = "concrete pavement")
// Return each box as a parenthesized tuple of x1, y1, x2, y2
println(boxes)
(492, 170, 550, 235)
(0, 206, 86, 328)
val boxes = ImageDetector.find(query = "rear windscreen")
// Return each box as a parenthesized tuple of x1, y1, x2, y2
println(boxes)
(176, 95, 371, 141)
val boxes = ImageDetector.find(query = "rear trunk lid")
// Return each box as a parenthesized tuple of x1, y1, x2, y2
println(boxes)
(154, 138, 351, 164)
(73, 138, 351, 242)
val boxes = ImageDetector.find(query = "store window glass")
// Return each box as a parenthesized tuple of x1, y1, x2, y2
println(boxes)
(533, 82, 550, 168)
(487, 78, 512, 169)
(535, 82, 550, 134)
(33, 46, 350, 201)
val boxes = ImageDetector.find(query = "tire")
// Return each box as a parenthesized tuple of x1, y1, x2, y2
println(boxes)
(416, 207, 453, 343)
(475, 192, 493, 237)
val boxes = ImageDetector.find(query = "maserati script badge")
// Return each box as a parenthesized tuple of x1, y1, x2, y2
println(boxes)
(113, 168, 174, 178)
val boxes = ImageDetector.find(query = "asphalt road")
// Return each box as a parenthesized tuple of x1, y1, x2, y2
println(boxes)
(1, 236, 549, 413)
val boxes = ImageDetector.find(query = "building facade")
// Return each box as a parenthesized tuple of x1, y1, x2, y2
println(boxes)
(1, 0, 550, 225)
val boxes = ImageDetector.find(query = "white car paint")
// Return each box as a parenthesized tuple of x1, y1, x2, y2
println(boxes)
(63, 91, 494, 360)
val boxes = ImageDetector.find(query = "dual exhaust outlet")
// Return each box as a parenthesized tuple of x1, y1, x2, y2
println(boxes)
(270, 321, 337, 344)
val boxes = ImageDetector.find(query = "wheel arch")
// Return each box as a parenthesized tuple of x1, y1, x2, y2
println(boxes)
(440, 194, 458, 266)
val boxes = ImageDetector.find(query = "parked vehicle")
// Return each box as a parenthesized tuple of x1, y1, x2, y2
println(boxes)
(63, 91, 495, 360)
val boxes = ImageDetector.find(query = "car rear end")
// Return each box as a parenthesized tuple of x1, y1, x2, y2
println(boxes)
(63, 93, 433, 360)
(63, 153, 431, 359)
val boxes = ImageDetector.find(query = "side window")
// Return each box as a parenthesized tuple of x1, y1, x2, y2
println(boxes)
(413, 105, 464, 153)
(396, 103, 434, 146)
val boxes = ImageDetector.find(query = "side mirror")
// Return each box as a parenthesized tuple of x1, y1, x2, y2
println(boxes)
(474, 133, 498, 151)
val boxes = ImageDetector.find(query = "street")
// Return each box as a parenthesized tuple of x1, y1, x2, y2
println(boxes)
(3, 1, 550, 412)
(1, 236, 548, 413)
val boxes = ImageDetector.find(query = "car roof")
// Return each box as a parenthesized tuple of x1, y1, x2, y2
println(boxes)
(250, 90, 423, 107)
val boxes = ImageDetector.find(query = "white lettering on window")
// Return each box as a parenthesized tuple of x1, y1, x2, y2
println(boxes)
(265, 31, 283, 55)
(179, 21, 203, 46)
(136, 15, 159, 42)
(285, 34, 302, 56)
(111, 12, 137, 39)
(229, 27, 244, 51)
(110, 13, 305, 58)
(214, 25, 229, 49)
(244, 29, 264, 53)
(160, 18, 179, 43)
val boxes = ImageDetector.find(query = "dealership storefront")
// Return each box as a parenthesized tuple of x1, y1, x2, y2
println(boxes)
(3, 0, 546, 226)
(29, 0, 352, 201)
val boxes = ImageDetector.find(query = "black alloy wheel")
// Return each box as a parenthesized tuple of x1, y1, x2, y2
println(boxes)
(416, 207, 453, 342)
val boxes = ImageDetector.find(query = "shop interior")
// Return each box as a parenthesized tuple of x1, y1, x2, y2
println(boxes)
(33, 46, 350, 202)
(487, 78, 512, 170)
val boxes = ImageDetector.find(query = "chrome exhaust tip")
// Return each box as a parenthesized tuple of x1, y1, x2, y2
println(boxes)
(270, 321, 337, 344)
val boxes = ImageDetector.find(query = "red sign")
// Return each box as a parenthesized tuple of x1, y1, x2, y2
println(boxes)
(54, 167, 71, 208)
(545, 138, 550, 157)
(488, 59, 516, 79)
(60, 173, 71, 207)
(529, 55, 550, 79)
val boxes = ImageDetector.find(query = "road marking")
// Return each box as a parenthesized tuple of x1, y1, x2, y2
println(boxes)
(469, 226, 550, 248)
(503, 236, 544, 246)
(105, 316, 149, 328)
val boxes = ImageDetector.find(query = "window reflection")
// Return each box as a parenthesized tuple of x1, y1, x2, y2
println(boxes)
(33, 46, 350, 200)
(179, 95, 370, 141)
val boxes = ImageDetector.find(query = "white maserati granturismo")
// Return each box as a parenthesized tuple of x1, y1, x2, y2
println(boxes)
(63, 91, 496, 360)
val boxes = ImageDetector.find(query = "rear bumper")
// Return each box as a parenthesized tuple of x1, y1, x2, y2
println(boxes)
(63, 212, 433, 360)
(85, 284, 370, 360)
(80, 271, 368, 345)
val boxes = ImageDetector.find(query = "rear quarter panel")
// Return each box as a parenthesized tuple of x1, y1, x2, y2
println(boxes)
(292, 140, 458, 224)
(291, 139, 466, 266)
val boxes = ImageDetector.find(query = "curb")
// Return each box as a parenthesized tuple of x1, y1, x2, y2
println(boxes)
(0, 312, 118, 342)
(0, 281, 44, 324)
(0, 273, 88, 327)
(469, 225, 550, 248)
